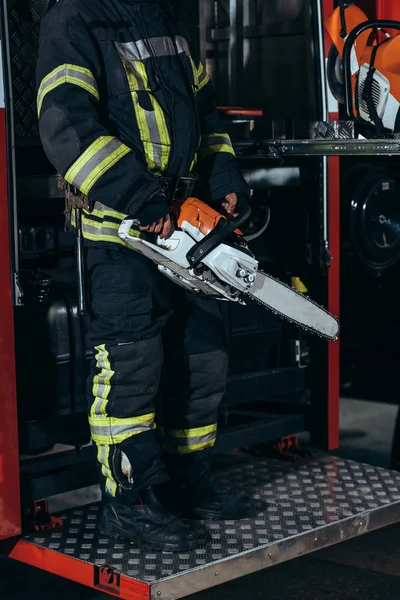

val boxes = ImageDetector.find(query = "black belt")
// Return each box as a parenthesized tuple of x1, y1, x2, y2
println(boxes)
(160, 173, 198, 204)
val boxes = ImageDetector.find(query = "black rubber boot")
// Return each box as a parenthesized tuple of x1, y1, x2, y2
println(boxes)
(100, 487, 198, 551)
(156, 468, 255, 520)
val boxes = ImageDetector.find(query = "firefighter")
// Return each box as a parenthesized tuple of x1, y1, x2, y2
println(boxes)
(36, 0, 253, 551)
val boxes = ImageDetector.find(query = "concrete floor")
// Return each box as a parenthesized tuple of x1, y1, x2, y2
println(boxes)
(2, 397, 400, 600)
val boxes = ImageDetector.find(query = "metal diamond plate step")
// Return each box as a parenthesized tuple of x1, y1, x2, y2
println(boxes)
(9, 454, 400, 600)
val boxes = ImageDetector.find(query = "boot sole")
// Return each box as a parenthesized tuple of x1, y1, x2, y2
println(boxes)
(99, 522, 198, 552)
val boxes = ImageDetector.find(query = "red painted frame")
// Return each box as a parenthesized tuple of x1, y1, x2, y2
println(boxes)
(0, 103, 21, 540)
(376, 0, 400, 20)
(323, 0, 340, 450)
(9, 540, 150, 600)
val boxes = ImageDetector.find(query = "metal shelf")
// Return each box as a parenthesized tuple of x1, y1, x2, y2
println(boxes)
(235, 138, 400, 158)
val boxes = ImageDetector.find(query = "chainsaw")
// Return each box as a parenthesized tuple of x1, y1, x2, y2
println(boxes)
(118, 197, 339, 341)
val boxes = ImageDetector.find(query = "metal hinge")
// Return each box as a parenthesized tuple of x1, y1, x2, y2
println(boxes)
(14, 272, 23, 306)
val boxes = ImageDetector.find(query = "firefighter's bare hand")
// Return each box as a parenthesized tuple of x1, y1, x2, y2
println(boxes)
(140, 215, 171, 239)
(221, 193, 238, 217)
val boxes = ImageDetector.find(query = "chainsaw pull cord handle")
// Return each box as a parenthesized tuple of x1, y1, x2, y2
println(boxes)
(186, 198, 252, 268)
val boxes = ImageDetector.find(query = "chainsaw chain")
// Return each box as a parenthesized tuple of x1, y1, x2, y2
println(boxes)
(244, 269, 340, 341)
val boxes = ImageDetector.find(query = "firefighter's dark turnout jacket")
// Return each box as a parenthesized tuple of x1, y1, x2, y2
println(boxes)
(37, 0, 246, 495)
(36, 0, 248, 248)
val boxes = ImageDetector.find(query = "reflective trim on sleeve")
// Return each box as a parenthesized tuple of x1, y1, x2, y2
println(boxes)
(89, 413, 156, 445)
(65, 136, 131, 195)
(37, 64, 99, 115)
(158, 423, 217, 454)
(198, 133, 235, 159)
(72, 212, 142, 247)
(196, 62, 210, 92)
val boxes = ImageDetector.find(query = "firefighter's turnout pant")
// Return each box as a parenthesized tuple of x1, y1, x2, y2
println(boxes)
(86, 248, 228, 496)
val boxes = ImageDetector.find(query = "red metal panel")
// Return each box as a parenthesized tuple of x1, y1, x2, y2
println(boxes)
(376, 0, 400, 20)
(9, 541, 150, 600)
(323, 0, 340, 450)
(0, 106, 21, 540)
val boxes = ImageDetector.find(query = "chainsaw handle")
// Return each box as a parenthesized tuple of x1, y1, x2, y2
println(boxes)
(186, 200, 251, 268)
(343, 19, 400, 120)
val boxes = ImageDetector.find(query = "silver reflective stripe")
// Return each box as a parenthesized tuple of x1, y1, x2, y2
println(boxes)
(143, 107, 162, 155)
(175, 35, 190, 55)
(105, 479, 117, 496)
(115, 35, 190, 61)
(82, 222, 120, 239)
(98, 444, 108, 467)
(37, 65, 99, 112)
(101, 464, 113, 480)
(90, 420, 154, 438)
(201, 134, 233, 148)
(70, 138, 125, 190)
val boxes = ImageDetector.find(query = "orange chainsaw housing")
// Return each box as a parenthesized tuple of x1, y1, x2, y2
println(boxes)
(325, 4, 400, 116)
(171, 197, 242, 236)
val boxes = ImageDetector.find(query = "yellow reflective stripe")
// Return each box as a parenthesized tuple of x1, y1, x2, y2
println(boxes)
(105, 480, 118, 496)
(97, 444, 117, 497)
(187, 54, 199, 90)
(199, 133, 235, 157)
(119, 59, 170, 173)
(65, 136, 131, 196)
(161, 440, 216, 454)
(200, 144, 235, 157)
(189, 155, 197, 171)
(131, 91, 155, 170)
(89, 413, 156, 445)
(80, 230, 135, 247)
(88, 204, 127, 221)
(65, 136, 113, 184)
(37, 64, 99, 115)
(159, 424, 217, 438)
(196, 62, 210, 92)
(133, 61, 150, 88)
(90, 414, 156, 429)
(90, 345, 114, 417)
(121, 59, 150, 91)
(203, 132, 231, 141)
(90, 145, 132, 192)
(148, 94, 170, 172)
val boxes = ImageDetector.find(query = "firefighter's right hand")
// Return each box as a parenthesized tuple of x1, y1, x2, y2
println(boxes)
(139, 215, 172, 239)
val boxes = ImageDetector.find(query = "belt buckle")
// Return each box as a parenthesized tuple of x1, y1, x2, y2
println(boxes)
(173, 174, 197, 203)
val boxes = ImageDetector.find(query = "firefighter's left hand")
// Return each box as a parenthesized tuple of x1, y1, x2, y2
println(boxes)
(221, 193, 238, 217)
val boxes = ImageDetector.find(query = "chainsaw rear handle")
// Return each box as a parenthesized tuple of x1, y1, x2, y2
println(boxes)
(186, 199, 252, 268)
(343, 19, 400, 120)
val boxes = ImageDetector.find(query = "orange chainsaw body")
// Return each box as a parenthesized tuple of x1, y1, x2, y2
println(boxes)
(172, 197, 242, 236)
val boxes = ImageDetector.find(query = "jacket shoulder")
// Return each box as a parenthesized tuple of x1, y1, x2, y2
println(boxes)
(40, 0, 99, 34)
